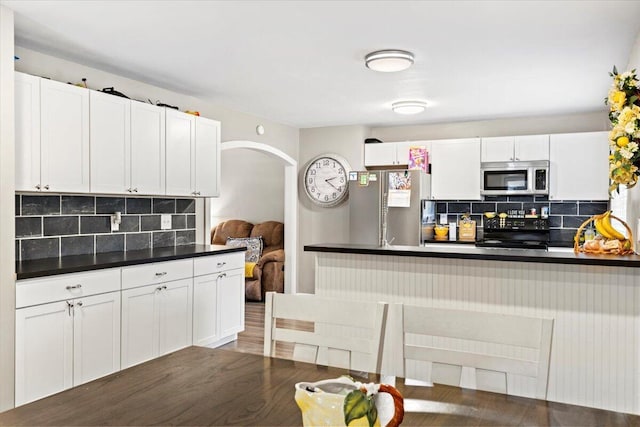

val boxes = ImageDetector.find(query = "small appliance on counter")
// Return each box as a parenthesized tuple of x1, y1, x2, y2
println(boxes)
(476, 211, 549, 250)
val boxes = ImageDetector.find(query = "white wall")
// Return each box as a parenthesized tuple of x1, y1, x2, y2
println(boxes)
(0, 5, 15, 411)
(14, 46, 299, 242)
(298, 125, 369, 293)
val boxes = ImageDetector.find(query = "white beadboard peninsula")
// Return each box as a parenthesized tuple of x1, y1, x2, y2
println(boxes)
(305, 243, 640, 415)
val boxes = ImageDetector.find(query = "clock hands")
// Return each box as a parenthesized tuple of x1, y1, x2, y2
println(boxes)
(325, 177, 339, 190)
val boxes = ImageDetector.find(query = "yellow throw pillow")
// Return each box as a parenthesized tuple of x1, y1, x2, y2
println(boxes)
(245, 262, 257, 278)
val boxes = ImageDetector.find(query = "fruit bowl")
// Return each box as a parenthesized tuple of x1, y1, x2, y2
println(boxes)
(574, 211, 634, 255)
(434, 225, 449, 239)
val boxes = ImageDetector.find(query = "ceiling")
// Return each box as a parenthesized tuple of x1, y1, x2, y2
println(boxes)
(3, 0, 640, 129)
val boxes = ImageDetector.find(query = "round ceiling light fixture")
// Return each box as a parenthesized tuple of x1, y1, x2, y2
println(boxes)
(365, 49, 414, 72)
(392, 100, 427, 115)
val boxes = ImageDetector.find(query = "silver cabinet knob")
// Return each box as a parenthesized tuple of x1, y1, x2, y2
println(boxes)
(35, 184, 41, 190)
(43, 185, 50, 190)
(76, 301, 83, 307)
(66, 284, 82, 290)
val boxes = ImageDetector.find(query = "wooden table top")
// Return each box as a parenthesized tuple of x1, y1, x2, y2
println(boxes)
(0, 346, 637, 426)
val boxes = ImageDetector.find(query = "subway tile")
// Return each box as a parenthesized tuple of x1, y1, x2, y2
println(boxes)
(496, 202, 522, 212)
(126, 233, 151, 251)
(61, 196, 95, 214)
(436, 202, 447, 213)
(96, 234, 125, 253)
(21, 237, 59, 260)
(563, 215, 591, 229)
(549, 229, 577, 246)
(548, 215, 562, 228)
(153, 198, 176, 214)
(153, 231, 175, 248)
(534, 195, 549, 202)
(126, 198, 151, 214)
(120, 215, 140, 233)
(578, 202, 609, 216)
(482, 195, 508, 202)
(141, 215, 161, 231)
(16, 217, 42, 238)
(44, 216, 79, 236)
(507, 195, 534, 202)
(176, 230, 196, 245)
(15, 241, 19, 261)
(550, 202, 577, 215)
(96, 197, 126, 214)
(187, 214, 196, 229)
(80, 216, 111, 234)
(471, 202, 496, 214)
(176, 199, 196, 213)
(61, 235, 94, 257)
(172, 214, 186, 230)
(15, 195, 20, 216)
(447, 203, 471, 214)
(22, 195, 60, 216)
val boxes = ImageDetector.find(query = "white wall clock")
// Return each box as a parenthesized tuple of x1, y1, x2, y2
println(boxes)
(303, 154, 352, 207)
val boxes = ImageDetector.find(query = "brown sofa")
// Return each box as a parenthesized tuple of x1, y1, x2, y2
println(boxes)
(210, 220, 285, 301)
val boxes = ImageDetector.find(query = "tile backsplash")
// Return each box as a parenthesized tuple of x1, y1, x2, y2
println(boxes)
(435, 195, 608, 246)
(16, 194, 197, 261)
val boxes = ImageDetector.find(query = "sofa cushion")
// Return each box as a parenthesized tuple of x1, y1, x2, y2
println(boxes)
(211, 220, 253, 245)
(251, 221, 284, 250)
(226, 236, 263, 263)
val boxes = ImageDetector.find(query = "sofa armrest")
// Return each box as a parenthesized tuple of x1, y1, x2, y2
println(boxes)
(257, 249, 285, 268)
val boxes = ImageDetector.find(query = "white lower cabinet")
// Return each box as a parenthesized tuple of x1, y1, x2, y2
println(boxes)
(193, 253, 245, 347)
(121, 278, 193, 369)
(15, 290, 120, 406)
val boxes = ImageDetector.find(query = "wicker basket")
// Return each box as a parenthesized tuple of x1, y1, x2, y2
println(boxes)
(573, 213, 634, 255)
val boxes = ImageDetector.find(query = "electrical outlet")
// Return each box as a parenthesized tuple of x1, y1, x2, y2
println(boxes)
(161, 214, 172, 230)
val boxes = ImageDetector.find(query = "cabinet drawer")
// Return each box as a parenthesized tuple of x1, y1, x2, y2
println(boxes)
(122, 259, 193, 290)
(16, 269, 121, 308)
(194, 252, 244, 276)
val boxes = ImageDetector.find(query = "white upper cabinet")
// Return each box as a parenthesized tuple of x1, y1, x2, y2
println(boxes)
(166, 109, 195, 196)
(40, 78, 90, 193)
(131, 102, 166, 195)
(365, 141, 430, 167)
(549, 131, 609, 201)
(481, 135, 549, 162)
(89, 91, 131, 194)
(15, 72, 41, 192)
(194, 116, 221, 197)
(430, 138, 481, 200)
(15, 73, 90, 193)
(166, 110, 220, 197)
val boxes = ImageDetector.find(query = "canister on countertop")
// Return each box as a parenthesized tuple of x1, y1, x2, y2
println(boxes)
(449, 222, 457, 241)
(458, 215, 477, 241)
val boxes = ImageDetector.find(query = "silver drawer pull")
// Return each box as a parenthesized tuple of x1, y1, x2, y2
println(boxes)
(217, 273, 227, 280)
(216, 262, 226, 267)
(155, 272, 167, 277)
(155, 285, 168, 292)
(66, 284, 82, 290)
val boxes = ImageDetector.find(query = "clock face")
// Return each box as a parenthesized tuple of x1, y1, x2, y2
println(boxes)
(303, 155, 350, 207)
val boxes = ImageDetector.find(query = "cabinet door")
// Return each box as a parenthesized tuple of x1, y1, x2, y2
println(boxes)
(158, 278, 193, 355)
(549, 132, 609, 201)
(131, 102, 166, 195)
(89, 91, 131, 194)
(40, 78, 89, 193)
(166, 109, 195, 196)
(15, 301, 73, 406)
(194, 117, 220, 197)
(15, 72, 41, 192)
(73, 292, 121, 386)
(514, 134, 549, 161)
(218, 268, 245, 338)
(431, 138, 481, 200)
(121, 284, 160, 369)
(481, 136, 514, 162)
(364, 143, 397, 167)
(192, 273, 219, 347)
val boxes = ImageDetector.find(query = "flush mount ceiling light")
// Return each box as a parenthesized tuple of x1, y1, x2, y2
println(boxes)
(392, 100, 427, 115)
(365, 49, 414, 72)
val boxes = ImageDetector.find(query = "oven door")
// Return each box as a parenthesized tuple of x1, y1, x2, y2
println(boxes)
(481, 168, 530, 195)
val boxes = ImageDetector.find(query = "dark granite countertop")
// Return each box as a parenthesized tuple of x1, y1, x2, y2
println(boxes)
(16, 244, 246, 280)
(304, 243, 640, 268)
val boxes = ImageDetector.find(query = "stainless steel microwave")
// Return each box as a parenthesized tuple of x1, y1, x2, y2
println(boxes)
(480, 160, 549, 195)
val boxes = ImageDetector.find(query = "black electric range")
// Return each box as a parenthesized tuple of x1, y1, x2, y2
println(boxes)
(476, 215, 550, 250)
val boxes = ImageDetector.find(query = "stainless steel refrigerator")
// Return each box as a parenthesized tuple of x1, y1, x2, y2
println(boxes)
(348, 170, 434, 246)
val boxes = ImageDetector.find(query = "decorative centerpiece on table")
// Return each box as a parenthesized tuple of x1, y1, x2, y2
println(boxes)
(295, 376, 404, 427)
(606, 66, 640, 194)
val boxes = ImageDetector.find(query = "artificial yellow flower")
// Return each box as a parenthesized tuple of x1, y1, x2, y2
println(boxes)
(617, 136, 630, 147)
(608, 89, 626, 111)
